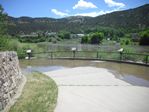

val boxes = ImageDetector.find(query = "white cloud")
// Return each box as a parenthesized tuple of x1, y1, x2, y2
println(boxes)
(73, 0, 97, 10)
(51, 9, 69, 17)
(104, 0, 125, 8)
(65, 10, 70, 13)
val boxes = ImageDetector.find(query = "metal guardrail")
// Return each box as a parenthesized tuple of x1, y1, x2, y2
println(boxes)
(26, 51, 149, 65)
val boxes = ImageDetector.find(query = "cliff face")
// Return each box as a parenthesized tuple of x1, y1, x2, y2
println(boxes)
(0, 51, 22, 111)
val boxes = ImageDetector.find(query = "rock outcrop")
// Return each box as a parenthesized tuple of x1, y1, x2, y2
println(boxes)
(0, 51, 22, 111)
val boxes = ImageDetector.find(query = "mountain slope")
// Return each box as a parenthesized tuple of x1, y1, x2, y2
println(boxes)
(8, 4, 149, 34)
(92, 4, 149, 28)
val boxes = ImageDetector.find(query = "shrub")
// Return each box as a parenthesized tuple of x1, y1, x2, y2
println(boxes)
(58, 31, 70, 39)
(7, 39, 20, 51)
(81, 36, 89, 44)
(0, 35, 9, 50)
(17, 47, 26, 59)
(139, 30, 149, 45)
(90, 32, 104, 44)
(81, 32, 104, 45)
(120, 38, 132, 45)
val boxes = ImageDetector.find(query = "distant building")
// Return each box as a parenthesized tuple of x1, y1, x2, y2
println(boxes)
(47, 32, 57, 36)
(107, 38, 110, 41)
(70, 34, 78, 38)
(70, 34, 85, 38)
(77, 34, 85, 37)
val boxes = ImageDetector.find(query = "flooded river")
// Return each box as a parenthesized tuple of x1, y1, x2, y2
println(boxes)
(20, 59, 149, 87)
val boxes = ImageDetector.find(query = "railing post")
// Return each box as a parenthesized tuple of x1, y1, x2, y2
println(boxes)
(118, 48, 124, 61)
(120, 52, 123, 61)
(51, 52, 53, 59)
(145, 55, 148, 64)
(96, 51, 99, 59)
(73, 51, 76, 58)
(71, 47, 76, 59)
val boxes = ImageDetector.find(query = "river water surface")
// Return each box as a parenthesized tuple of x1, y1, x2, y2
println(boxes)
(20, 59, 149, 87)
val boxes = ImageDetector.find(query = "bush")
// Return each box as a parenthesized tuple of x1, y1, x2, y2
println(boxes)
(81, 32, 104, 45)
(122, 46, 136, 53)
(90, 32, 104, 44)
(17, 47, 26, 59)
(58, 31, 70, 39)
(120, 38, 132, 45)
(19, 35, 46, 43)
(139, 30, 149, 45)
(0, 5, 7, 35)
(0, 35, 9, 50)
(7, 39, 20, 51)
(81, 36, 89, 44)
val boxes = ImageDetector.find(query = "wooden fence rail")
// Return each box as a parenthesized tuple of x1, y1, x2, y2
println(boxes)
(26, 51, 149, 65)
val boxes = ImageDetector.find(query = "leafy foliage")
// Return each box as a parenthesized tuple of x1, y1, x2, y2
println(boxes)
(81, 36, 89, 44)
(19, 34, 62, 43)
(58, 31, 71, 39)
(90, 32, 104, 44)
(139, 29, 149, 45)
(81, 32, 104, 44)
(0, 5, 7, 35)
(0, 35, 9, 50)
(120, 38, 132, 45)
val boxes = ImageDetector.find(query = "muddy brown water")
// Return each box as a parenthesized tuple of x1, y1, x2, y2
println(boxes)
(20, 59, 149, 87)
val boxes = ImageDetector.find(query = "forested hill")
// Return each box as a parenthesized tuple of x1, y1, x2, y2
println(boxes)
(8, 4, 149, 34)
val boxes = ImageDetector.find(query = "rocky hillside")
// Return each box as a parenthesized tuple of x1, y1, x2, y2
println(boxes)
(8, 4, 149, 34)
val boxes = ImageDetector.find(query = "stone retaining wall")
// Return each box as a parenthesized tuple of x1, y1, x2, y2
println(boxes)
(0, 51, 22, 111)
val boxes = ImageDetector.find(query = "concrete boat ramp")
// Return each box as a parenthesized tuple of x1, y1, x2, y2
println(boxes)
(44, 67, 149, 112)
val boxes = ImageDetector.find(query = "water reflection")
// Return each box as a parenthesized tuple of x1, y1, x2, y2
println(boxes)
(20, 59, 149, 87)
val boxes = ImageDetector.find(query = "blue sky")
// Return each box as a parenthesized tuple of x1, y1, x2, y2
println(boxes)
(0, 0, 148, 18)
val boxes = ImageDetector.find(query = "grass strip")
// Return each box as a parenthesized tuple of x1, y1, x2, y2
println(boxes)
(9, 72, 58, 112)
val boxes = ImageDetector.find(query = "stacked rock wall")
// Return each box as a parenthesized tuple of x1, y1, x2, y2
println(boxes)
(0, 51, 22, 111)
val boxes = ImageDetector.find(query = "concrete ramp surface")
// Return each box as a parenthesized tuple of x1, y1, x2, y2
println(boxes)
(44, 67, 149, 112)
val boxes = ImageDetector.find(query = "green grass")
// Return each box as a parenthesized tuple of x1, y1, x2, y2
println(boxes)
(9, 72, 58, 112)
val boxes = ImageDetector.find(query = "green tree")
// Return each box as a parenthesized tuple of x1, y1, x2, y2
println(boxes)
(0, 35, 9, 50)
(120, 38, 132, 45)
(0, 5, 7, 35)
(81, 36, 89, 44)
(0, 5, 8, 50)
(58, 31, 70, 39)
(139, 30, 149, 45)
(90, 32, 104, 44)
